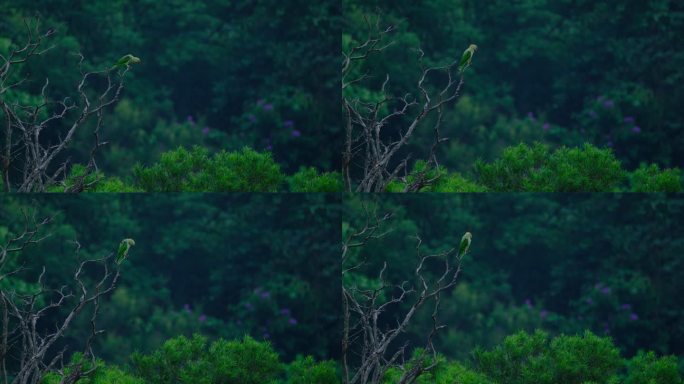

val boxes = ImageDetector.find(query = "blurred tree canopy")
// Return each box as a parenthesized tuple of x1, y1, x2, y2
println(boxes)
(344, 194, 684, 365)
(0, 0, 340, 176)
(343, 0, 684, 176)
(0, 194, 341, 367)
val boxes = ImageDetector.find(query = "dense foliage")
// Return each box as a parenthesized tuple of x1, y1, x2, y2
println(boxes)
(344, 194, 684, 367)
(382, 331, 681, 383)
(344, 0, 684, 189)
(387, 143, 682, 192)
(46, 147, 343, 192)
(0, 194, 341, 370)
(42, 336, 338, 384)
(1, 0, 340, 183)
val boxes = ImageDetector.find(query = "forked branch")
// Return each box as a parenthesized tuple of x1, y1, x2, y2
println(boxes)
(342, 206, 470, 384)
(342, 15, 468, 192)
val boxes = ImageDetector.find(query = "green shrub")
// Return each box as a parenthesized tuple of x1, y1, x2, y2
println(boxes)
(131, 334, 207, 384)
(42, 353, 143, 384)
(287, 167, 344, 192)
(475, 143, 626, 192)
(474, 330, 621, 384)
(45, 164, 140, 192)
(133, 146, 284, 192)
(624, 352, 683, 384)
(285, 356, 339, 384)
(132, 335, 283, 384)
(386, 160, 487, 192)
(42, 336, 338, 384)
(429, 361, 493, 384)
(630, 164, 683, 192)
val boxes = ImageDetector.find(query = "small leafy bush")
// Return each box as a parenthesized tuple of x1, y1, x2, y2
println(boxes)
(475, 143, 626, 192)
(624, 351, 683, 384)
(285, 356, 339, 384)
(130, 335, 337, 384)
(133, 146, 284, 192)
(46, 164, 142, 192)
(474, 330, 622, 384)
(386, 160, 487, 192)
(630, 164, 683, 192)
(42, 353, 143, 384)
(383, 350, 491, 384)
(287, 167, 344, 192)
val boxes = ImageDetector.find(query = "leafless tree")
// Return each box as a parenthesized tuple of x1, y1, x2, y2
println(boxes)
(342, 205, 469, 384)
(0, 210, 122, 384)
(342, 15, 469, 192)
(0, 19, 131, 192)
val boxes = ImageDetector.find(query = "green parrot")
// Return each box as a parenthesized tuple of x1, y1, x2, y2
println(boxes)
(116, 238, 135, 265)
(112, 54, 141, 69)
(458, 232, 472, 257)
(457, 44, 478, 73)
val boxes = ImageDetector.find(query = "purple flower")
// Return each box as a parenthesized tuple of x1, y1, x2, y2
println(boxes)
(542, 123, 550, 132)
(586, 298, 594, 305)
(600, 287, 611, 295)
(524, 299, 533, 309)
(540, 310, 549, 319)
(620, 303, 632, 310)
(244, 302, 254, 310)
(588, 110, 597, 119)
(602, 99, 614, 109)
(247, 114, 257, 123)
(629, 313, 639, 321)
(288, 318, 298, 325)
(631, 126, 641, 133)
(263, 103, 274, 111)
(259, 291, 271, 300)
(186, 115, 195, 125)
(279, 308, 291, 316)
(291, 129, 301, 138)
(527, 112, 536, 122)
(265, 144, 273, 151)
(607, 141, 614, 148)
(183, 303, 191, 313)
(202, 126, 210, 135)
(198, 314, 207, 323)
(623, 116, 635, 123)
(283, 120, 294, 128)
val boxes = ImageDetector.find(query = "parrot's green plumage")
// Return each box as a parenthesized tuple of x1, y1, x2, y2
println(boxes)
(116, 238, 135, 265)
(458, 232, 472, 257)
(112, 54, 141, 69)
(457, 44, 477, 73)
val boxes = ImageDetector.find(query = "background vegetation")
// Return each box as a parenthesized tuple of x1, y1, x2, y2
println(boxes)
(0, 0, 340, 184)
(344, 194, 684, 379)
(0, 194, 341, 381)
(343, 0, 684, 190)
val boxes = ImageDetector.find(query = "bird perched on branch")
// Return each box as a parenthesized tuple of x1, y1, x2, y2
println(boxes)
(458, 232, 472, 257)
(112, 54, 141, 70)
(116, 238, 135, 264)
(458, 44, 477, 73)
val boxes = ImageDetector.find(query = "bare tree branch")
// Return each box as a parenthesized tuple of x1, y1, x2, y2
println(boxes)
(0, 209, 124, 384)
(342, 205, 470, 384)
(0, 19, 131, 192)
(342, 15, 468, 192)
